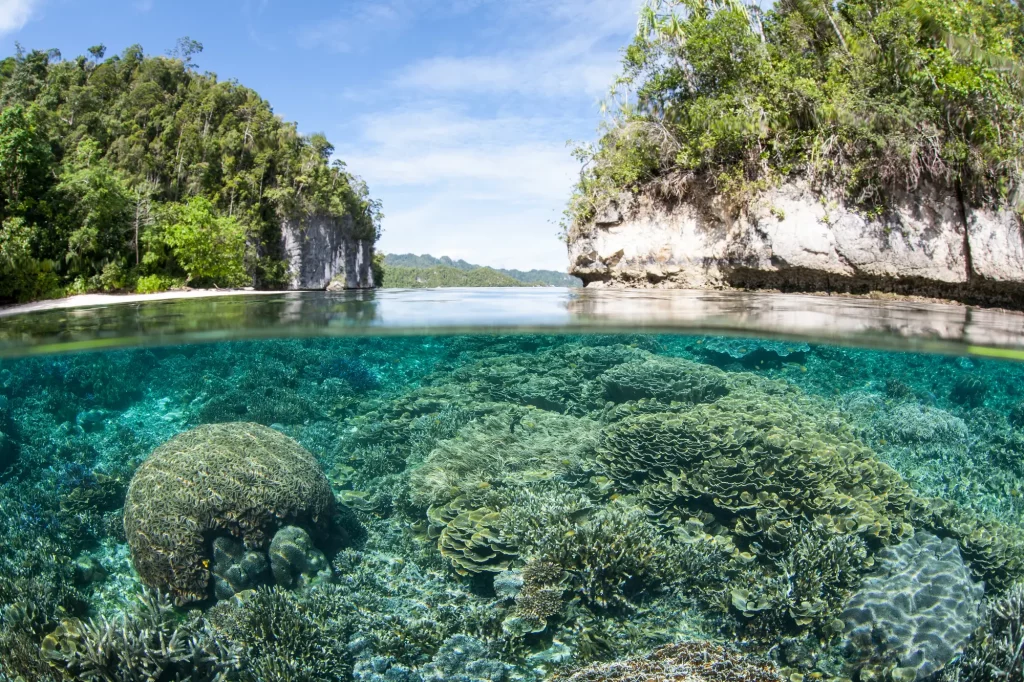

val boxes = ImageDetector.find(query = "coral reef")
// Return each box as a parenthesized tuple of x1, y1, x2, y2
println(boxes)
(211, 536, 269, 600)
(842, 532, 985, 681)
(5, 335, 1024, 681)
(552, 641, 783, 682)
(599, 356, 730, 404)
(41, 591, 239, 682)
(207, 585, 351, 682)
(123, 422, 336, 603)
(944, 582, 1024, 682)
(269, 525, 329, 589)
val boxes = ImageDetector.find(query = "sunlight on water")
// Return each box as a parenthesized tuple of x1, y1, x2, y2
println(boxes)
(2, 294, 1024, 681)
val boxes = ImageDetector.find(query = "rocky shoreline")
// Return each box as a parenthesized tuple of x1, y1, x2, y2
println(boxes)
(568, 178, 1024, 308)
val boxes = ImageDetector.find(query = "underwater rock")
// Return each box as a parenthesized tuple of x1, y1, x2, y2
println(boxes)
(552, 641, 783, 682)
(841, 531, 984, 681)
(211, 536, 270, 600)
(269, 525, 328, 589)
(123, 422, 336, 604)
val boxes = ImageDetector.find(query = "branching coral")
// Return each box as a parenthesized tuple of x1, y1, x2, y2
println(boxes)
(945, 582, 1024, 682)
(41, 591, 239, 682)
(552, 641, 783, 682)
(207, 585, 351, 682)
(123, 422, 337, 604)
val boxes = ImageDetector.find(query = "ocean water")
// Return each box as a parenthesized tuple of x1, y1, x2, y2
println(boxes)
(2, 292, 1024, 682)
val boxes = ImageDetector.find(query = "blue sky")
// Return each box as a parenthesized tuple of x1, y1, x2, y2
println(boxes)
(2, 0, 640, 270)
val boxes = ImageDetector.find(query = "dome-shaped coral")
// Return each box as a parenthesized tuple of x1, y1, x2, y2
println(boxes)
(123, 422, 335, 604)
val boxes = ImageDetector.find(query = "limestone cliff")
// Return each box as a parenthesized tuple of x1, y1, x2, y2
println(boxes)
(280, 213, 375, 290)
(567, 179, 1024, 307)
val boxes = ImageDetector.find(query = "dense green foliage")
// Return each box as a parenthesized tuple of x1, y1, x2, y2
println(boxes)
(568, 0, 1024, 226)
(0, 42, 380, 302)
(383, 253, 581, 287)
(381, 263, 534, 288)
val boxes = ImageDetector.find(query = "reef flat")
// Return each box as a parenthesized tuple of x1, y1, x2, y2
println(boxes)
(2, 334, 1024, 681)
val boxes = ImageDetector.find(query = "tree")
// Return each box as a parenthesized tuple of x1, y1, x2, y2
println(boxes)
(0, 105, 52, 217)
(58, 139, 134, 283)
(158, 196, 248, 287)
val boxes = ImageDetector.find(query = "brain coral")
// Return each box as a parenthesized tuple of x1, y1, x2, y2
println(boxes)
(841, 531, 985, 682)
(123, 422, 335, 604)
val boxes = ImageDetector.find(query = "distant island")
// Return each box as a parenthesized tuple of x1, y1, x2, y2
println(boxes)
(379, 253, 581, 288)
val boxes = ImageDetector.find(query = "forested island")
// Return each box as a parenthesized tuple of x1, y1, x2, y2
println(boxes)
(380, 253, 581, 288)
(566, 0, 1024, 305)
(0, 40, 380, 303)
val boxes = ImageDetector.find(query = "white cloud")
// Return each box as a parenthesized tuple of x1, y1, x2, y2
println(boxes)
(394, 39, 619, 98)
(299, 0, 407, 52)
(0, 0, 38, 34)
(322, 0, 641, 270)
(340, 107, 577, 270)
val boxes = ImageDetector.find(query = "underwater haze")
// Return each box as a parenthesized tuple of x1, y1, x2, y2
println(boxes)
(2, 296, 1024, 681)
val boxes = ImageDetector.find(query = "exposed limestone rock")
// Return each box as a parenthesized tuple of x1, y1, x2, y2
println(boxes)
(568, 179, 1024, 307)
(280, 212, 375, 290)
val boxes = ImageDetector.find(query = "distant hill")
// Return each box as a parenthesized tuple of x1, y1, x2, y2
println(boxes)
(383, 254, 581, 288)
(381, 264, 531, 288)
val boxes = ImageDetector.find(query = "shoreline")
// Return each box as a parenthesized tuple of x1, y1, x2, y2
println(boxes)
(0, 288, 292, 317)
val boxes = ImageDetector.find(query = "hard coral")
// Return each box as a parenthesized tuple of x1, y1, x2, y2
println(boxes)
(123, 422, 336, 604)
(603, 391, 916, 551)
(842, 532, 984, 682)
(945, 582, 1024, 682)
(600, 356, 730, 404)
(552, 641, 783, 682)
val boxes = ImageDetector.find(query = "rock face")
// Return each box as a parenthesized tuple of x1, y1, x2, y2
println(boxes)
(568, 179, 1024, 307)
(280, 213, 375, 290)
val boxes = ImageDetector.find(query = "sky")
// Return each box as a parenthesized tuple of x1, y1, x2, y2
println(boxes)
(0, 0, 641, 271)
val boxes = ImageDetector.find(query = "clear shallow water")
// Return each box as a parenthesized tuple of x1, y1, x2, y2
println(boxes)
(2, 292, 1024, 681)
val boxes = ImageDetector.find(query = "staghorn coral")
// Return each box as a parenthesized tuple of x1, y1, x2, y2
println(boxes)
(123, 422, 336, 604)
(502, 559, 567, 636)
(944, 582, 1024, 682)
(551, 641, 783, 682)
(207, 585, 351, 682)
(41, 591, 239, 682)
(842, 532, 985, 682)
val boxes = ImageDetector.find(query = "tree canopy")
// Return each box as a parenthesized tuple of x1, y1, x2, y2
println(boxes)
(0, 41, 381, 302)
(567, 0, 1024, 227)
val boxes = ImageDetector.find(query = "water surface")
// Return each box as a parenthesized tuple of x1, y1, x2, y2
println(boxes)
(1, 290, 1022, 681)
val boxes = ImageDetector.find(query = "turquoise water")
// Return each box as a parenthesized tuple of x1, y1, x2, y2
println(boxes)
(3, 296, 1024, 681)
